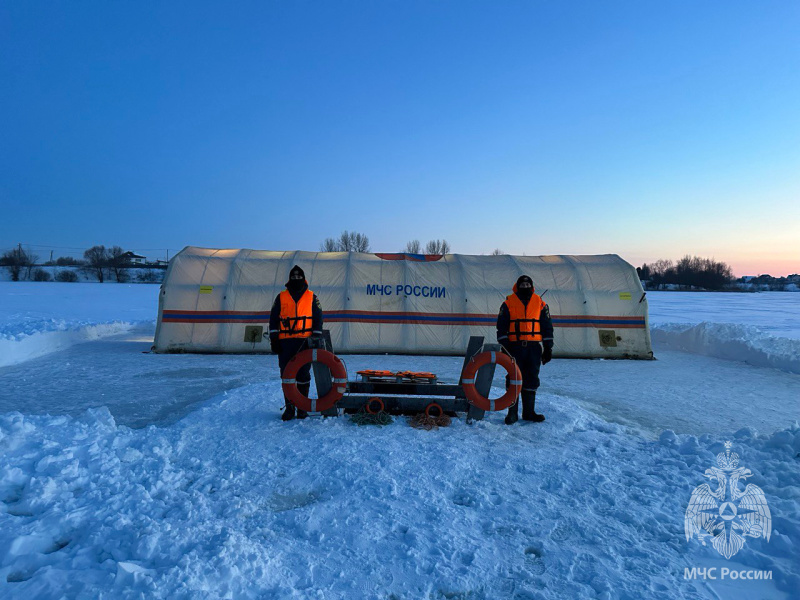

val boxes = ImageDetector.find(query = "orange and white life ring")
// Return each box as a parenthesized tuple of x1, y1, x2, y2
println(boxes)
(460, 350, 522, 411)
(281, 348, 347, 413)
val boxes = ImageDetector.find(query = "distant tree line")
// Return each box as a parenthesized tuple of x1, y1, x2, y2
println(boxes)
(402, 239, 451, 255)
(320, 231, 372, 253)
(318, 231, 453, 255)
(741, 273, 800, 291)
(637, 256, 734, 291)
(1, 244, 164, 283)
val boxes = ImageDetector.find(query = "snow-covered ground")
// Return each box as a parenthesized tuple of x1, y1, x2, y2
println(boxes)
(648, 290, 800, 339)
(0, 283, 798, 599)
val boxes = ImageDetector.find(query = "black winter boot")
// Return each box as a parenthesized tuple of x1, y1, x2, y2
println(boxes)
(504, 399, 519, 425)
(521, 391, 545, 422)
(296, 382, 310, 419)
(281, 404, 296, 421)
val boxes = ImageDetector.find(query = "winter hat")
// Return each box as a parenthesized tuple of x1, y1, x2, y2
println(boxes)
(516, 275, 534, 290)
(286, 265, 307, 291)
(289, 265, 305, 280)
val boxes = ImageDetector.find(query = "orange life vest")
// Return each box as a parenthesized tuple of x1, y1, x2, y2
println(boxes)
(278, 289, 314, 339)
(505, 292, 545, 342)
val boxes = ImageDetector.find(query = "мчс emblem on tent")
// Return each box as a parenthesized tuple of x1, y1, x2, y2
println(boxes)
(684, 441, 771, 559)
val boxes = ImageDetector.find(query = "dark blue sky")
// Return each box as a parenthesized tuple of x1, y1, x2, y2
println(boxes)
(2, 1, 798, 274)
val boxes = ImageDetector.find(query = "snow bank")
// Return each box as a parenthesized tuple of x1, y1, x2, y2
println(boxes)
(0, 321, 141, 368)
(1, 387, 798, 599)
(0, 282, 159, 367)
(652, 323, 800, 375)
(647, 291, 800, 340)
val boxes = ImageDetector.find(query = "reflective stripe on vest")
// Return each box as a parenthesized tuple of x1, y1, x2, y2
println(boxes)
(505, 293, 544, 342)
(278, 289, 314, 339)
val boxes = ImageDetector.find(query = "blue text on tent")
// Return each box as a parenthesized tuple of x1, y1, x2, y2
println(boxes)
(366, 284, 447, 298)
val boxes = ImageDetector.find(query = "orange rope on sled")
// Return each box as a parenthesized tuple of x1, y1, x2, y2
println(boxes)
(410, 411, 452, 430)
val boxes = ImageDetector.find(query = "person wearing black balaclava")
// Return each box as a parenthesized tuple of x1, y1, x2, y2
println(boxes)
(269, 265, 323, 420)
(496, 275, 554, 424)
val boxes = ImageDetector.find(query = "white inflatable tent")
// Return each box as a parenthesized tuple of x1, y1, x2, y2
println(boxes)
(153, 247, 652, 359)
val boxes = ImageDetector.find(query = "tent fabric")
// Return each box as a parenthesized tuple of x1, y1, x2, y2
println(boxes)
(153, 247, 653, 359)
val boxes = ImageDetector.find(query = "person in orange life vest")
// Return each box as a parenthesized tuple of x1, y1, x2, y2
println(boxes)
(269, 265, 323, 421)
(496, 275, 554, 424)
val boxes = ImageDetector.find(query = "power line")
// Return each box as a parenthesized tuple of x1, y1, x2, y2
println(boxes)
(10, 243, 177, 251)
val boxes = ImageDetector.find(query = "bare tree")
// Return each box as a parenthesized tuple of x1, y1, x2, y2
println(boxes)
(491, 248, 505, 255)
(425, 239, 450, 255)
(648, 259, 674, 290)
(320, 237, 339, 252)
(24, 251, 38, 280)
(637, 264, 651, 281)
(404, 240, 422, 253)
(56, 256, 84, 266)
(83, 245, 109, 283)
(643, 256, 733, 291)
(1, 247, 36, 281)
(320, 231, 371, 253)
(108, 246, 130, 283)
(340, 230, 370, 252)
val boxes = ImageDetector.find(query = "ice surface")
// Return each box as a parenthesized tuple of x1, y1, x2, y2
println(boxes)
(1, 328, 797, 438)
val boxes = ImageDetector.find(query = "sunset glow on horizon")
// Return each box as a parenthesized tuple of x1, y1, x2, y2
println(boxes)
(1, 2, 798, 278)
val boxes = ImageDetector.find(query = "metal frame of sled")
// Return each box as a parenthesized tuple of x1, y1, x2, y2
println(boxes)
(304, 331, 506, 422)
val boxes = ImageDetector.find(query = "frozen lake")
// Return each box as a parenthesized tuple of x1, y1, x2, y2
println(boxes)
(0, 283, 797, 433)
(647, 290, 800, 339)
(1, 282, 798, 599)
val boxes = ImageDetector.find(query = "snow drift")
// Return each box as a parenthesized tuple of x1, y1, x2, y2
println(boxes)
(0, 282, 159, 367)
(0, 321, 139, 368)
(652, 323, 800, 375)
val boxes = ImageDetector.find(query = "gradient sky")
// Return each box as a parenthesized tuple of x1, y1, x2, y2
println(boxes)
(1, 1, 798, 276)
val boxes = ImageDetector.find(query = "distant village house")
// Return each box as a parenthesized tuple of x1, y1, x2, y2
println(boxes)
(121, 251, 147, 265)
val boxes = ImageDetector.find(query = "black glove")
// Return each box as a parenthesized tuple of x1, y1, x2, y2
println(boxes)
(270, 338, 281, 354)
(541, 346, 552, 365)
(499, 339, 513, 354)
